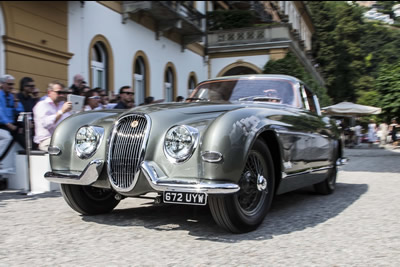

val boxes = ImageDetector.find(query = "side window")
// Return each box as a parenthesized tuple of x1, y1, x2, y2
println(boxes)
(300, 84, 317, 114)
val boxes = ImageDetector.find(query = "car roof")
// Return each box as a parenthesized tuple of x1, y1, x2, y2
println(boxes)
(200, 74, 316, 95)
(202, 74, 301, 84)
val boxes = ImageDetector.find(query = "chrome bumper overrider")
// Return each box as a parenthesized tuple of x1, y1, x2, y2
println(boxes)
(140, 161, 240, 194)
(45, 159, 104, 185)
(44, 159, 240, 194)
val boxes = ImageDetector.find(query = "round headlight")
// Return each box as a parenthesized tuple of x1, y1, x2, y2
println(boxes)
(75, 126, 104, 159)
(164, 125, 199, 163)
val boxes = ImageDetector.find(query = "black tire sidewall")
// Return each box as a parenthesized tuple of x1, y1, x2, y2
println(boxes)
(61, 184, 119, 215)
(227, 139, 275, 231)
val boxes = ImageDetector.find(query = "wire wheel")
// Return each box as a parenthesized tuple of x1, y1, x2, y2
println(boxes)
(236, 151, 268, 216)
(209, 139, 275, 233)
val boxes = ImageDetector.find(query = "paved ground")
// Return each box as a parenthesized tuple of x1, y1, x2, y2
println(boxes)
(1, 144, 399, 266)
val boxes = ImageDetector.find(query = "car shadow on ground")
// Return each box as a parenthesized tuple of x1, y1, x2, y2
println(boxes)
(82, 182, 368, 242)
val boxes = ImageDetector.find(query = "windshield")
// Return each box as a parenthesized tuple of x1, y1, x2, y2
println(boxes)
(190, 77, 297, 106)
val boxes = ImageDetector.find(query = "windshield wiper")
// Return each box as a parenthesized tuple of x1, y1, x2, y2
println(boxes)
(186, 97, 209, 102)
(238, 95, 281, 103)
(238, 95, 264, 101)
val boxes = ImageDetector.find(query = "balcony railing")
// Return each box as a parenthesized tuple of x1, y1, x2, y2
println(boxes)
(207, 24, 324, 86)
(122, 1, 205, 46)
(208, 24, 294, 49)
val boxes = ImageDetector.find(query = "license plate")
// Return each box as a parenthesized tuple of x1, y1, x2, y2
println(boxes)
(163, 191, 207, 206)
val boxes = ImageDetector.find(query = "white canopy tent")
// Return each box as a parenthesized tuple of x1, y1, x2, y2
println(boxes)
(322, 101, 381, 116)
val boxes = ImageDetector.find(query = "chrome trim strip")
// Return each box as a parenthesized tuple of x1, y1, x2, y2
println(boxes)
(44, 159, 103, 185)
(282, 165, 333, 179)
(281, 157, 348, 179)
(141, 161, 239, 194)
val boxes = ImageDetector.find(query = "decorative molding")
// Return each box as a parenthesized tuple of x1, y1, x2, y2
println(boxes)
(3, 36, 73, 60)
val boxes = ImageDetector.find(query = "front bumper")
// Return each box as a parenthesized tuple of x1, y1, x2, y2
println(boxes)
(45, 160, 240, 195)
(45, 159, 104, 185)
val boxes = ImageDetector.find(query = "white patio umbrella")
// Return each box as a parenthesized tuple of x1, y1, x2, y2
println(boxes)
(322, 101, 381, 116)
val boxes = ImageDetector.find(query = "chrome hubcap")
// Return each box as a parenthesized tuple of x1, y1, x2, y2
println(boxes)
(257, 174, 268, 192)
(237, 151, 268, 215)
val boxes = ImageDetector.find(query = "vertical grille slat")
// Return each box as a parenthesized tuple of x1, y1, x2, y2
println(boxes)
(108, 114, 150, 191)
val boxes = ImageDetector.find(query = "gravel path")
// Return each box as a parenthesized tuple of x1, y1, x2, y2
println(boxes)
(1, 145, 399, 266)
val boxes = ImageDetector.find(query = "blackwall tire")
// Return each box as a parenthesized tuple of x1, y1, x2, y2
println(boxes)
(209, 139, 275, 233)
(60, 184, 120, 215)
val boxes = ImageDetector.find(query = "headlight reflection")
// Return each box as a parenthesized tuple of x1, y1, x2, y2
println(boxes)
(164, 125, 199, 163)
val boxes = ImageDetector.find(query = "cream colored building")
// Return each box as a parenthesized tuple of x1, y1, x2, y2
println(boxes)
(0, 1, 322, 105)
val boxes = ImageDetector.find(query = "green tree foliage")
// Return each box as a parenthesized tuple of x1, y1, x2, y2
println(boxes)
(309, 1, 367, 103)
(375, 63, 400, 120)
(263, 52, 331, 106)
(207, 10, 256, 31)
(308, 1, 400, 122)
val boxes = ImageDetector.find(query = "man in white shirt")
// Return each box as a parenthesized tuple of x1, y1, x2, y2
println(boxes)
(33, 82, 72, 151)
(354, 123, 362, 146)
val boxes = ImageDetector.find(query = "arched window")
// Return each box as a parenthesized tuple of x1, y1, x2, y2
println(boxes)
(188, 73, 197, 97)
(134, 56, 146, 105)
(164, 67, 174, 102)
(91, 42, 107, 89)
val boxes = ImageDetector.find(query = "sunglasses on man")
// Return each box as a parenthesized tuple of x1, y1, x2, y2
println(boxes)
(54, 91, 69, 95)
(122, 92, 134, 95)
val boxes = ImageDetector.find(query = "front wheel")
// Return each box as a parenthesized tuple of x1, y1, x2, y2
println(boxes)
(60, 184, 120, 215)
(209, 139, 275, 233)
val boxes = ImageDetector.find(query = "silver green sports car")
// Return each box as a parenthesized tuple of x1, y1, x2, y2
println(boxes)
(45, 74, 347, 233)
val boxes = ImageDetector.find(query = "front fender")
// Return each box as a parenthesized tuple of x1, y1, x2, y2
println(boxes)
(200, 108, 284, 183)
(50, 110, 123, 172)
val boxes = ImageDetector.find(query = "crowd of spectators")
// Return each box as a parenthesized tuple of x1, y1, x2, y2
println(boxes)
(0, 74, 171, 155)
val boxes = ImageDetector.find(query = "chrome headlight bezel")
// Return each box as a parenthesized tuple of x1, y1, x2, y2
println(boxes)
(75, 126, 104, 159)
(163, 125, 199, 163)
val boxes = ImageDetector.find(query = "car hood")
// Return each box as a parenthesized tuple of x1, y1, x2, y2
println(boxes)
(116, 101, 297, 133)
(126, 101, 240, 115)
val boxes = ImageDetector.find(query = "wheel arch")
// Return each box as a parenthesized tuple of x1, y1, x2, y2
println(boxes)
(257, 130, 282, 195)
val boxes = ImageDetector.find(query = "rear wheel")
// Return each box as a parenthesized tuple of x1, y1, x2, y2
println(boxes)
(60, 184, 120, 215)
(314, 150, 338, 195)
(209, 139, 275, 233)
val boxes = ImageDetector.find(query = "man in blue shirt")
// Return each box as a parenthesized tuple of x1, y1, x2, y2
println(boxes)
(0, 74, 25, 148)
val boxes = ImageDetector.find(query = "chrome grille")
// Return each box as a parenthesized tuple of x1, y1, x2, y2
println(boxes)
(108, 114, 150, 191)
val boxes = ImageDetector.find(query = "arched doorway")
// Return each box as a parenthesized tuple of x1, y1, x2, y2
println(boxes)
(223, 66, 257, 76)
(217, 62, 262, 77)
